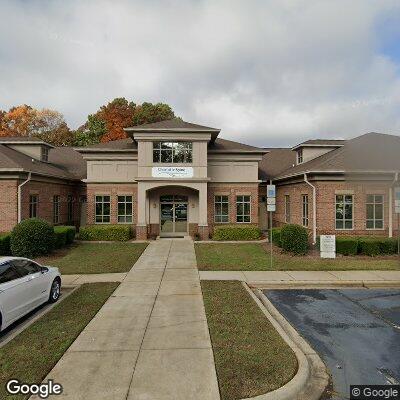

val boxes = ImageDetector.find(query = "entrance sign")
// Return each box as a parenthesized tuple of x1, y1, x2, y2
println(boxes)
(152, 167, 193, 179)
(320, 235, 336, 259)
(267, 185, 276, 198)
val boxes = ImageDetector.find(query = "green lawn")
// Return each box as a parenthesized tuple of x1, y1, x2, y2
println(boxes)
(195, 243, 400, 271)
(201, 281, 297, 399)
(36, 242, 148, 274)
(0, 282, 118, 400)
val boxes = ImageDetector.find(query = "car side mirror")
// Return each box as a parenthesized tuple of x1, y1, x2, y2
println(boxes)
(41, 267, 49, 274)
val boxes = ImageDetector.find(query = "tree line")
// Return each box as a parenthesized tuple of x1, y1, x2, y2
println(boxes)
(0, 98, 176, 146)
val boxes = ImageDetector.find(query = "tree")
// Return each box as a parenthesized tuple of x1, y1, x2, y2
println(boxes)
(132, 102, 175, 126)
(0, 105, 38, 137)
(73, 114, 106, 146)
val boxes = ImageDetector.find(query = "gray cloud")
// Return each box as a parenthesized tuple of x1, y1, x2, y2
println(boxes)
(1, 0, 400, 146)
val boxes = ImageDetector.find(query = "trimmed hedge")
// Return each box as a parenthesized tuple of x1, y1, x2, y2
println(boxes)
(280, 224, 309, 255)
(269, 227, 282, 247)
(0, 233, 11, 255)
(212, 225, 262, 241)
(79, 225, 132, 241)
(54, 226, 76, 249)
(10, 218, 55, 258)
(336, 237, 359, 256)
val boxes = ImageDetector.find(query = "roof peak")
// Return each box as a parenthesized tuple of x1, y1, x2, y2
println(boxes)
(124, 118, 220, 132)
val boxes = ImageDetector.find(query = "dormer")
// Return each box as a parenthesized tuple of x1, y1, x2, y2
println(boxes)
(0, 137, 53, 162)
(292, 139, 345, 165)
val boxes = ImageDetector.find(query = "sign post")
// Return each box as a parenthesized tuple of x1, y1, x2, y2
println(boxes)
(320, 235, 336, 259)
(267, 184, 276, 269)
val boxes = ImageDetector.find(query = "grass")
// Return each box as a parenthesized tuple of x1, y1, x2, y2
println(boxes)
(201, 281, 297, 399)
(36, 242, 148, 274)
(195, 243, 400, 271)
(0, 282, 118, 400)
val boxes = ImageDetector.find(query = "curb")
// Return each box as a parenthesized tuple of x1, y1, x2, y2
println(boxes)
(249, 280, 400, 289)
(195, 238, 268, 244)
(241, 283, 329, 400)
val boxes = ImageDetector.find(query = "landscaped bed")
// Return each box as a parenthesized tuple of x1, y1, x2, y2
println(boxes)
(0, 282, 118, 400)
(36, 242, 148, 274)
(195, 243, 400, 271)
(201, 280, 297, 399)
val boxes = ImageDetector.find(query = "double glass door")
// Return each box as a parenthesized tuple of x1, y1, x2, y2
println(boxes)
(160, 195, 188, 236)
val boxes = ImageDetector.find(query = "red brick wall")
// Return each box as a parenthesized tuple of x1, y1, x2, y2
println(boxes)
(0, 180, 18, 232)
(86, 183, 138, 228)
(207, 184, 259, 234)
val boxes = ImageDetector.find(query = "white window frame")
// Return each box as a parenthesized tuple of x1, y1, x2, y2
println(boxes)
(41, 147, 49, 162)
(29, 194, 38, 218)
(335, 194, 354, 230)
(302, 194, 309, 227)
(366, 194, 384, 230)
(53, 195, 60, 224)
(297, 149, 303, 164)
(153, 142, 193, 164)
(284, 195, 291, 223)
(118, 195, 133, 224)
(95, 195, 111, 224)
(214, 195, 229, 223)
(67, 195, 73, 222)
(236, 195, 251, 223)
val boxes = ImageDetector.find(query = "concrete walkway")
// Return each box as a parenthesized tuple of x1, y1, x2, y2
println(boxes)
(36, 239, 220, 400)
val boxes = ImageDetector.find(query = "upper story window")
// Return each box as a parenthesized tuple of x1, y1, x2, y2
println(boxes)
(153, 142, 193, 163)
(297, 149, 303, 164)
(41, 147, 49, 162)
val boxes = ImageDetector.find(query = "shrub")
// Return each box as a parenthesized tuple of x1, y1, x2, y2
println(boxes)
(280, 224, 309, 255)
(358, 238, 381, 257)
(54, 226, 76, 248)
(79, 225, 132, 241)
(0, 233, 11, 255)
(378, 238, 398, 254)
(336, 237, 359, 256)
(212, 225, 262, 241)
(269, 227, 282, 247)
(10, 218, 55, 258)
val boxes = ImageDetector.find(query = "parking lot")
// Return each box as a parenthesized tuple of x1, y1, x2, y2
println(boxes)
(264, 289, 400, 400)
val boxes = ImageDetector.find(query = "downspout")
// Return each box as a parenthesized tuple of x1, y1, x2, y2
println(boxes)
(389, 172, 399, 238)
(304, 173, 317, 245)
(17, 172, 32, 223)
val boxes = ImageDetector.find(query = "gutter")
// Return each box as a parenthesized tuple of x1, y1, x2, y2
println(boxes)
(17, 172, 32, 223)
(304, 173, 317, 245)
(389, 172, 399, 238)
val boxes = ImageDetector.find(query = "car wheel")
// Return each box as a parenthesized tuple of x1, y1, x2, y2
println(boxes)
(49, 278, 61, 303)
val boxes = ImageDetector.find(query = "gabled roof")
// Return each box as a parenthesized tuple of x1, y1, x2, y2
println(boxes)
(0, 136, 54, 147)
(291, 139, 345, 150)
(76, 138, 138, 152)
(259, 148, 296, 181)
(124, 119, 220, 132)
(209, 138, 267, 154)
(0, 144, 85, 180)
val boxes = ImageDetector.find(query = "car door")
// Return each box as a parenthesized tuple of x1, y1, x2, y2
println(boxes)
(0, 262, 32, 326)
(11, 260, 49, 310)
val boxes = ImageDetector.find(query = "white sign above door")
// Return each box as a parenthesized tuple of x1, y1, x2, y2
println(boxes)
(152, 167, 194, 179)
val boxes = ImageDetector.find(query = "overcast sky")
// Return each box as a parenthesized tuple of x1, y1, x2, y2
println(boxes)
(1, 0, 400, 146)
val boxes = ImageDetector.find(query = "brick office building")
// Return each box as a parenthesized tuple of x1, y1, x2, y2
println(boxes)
(1, 121, 399, 242)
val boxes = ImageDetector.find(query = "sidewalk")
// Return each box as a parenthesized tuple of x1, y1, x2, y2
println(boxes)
(37, 239, 220, 400)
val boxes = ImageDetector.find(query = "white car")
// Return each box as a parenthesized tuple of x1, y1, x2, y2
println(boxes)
(0, 257, 61, 332)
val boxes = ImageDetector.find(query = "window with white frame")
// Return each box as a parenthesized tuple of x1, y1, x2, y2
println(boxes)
(302, 194, 309, 227)
(53, 195, 60, 224)
(285, 195, 291, 223)
(67, 195, 73, 222)
(297, 149, 303, 164)
(236, 195, 251, 223)
(29, 195, 38, 218)
(335, 194, 353, 229)
(95, 195, 111, 223)
(214, 195, 229, 223)
(118, 195, 133, 223)
(41, 147, 49, 162)
(366, 194, 383, 229)
(153, 142, 193, 163)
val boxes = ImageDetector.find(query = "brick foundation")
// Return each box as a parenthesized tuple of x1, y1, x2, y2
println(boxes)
(136, 225, 147, 240)
(198, 225, 209, 240)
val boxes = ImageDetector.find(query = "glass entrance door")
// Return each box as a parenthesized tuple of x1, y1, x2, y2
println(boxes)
(160, 196, 188, 236)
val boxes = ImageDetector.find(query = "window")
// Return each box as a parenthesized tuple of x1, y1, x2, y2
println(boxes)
(67, 195, 73, 222)
(236, 195, 251, 223)
(95, 195, 111, 223)
(118, 195, 133, 223)
(41, 147, 49, 162)
(285, 195, 291, 223)
(302, 194, 309, 227)
(153, 142, 193, 163)
(53, 195, 60, 224)
(0, 263, 20, 284)
(366, 195, 383, 229)
(29, 194, 38, 218)
(335, 194, 353, 229)
(297, 149, 303, 164)
(214, 195, 229, 223)
(11, 259, 41, 276)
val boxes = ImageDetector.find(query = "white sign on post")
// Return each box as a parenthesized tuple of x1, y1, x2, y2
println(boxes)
(267, 185, 276, 198)
(267, 204, 276, 212)
(320, 235, 336, 259)
(267, 197, 276, 205)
